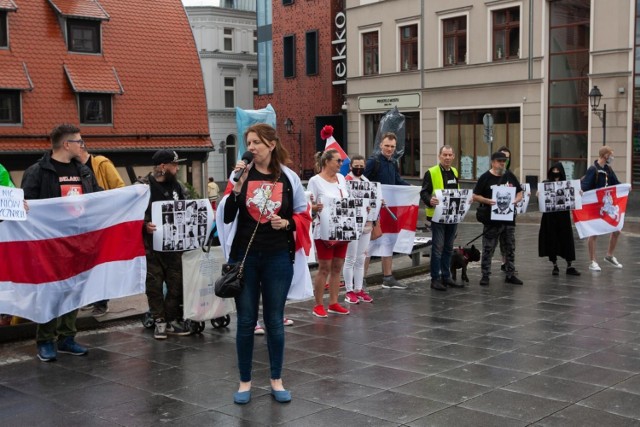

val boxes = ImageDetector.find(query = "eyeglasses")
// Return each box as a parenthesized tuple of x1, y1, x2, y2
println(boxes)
(67, 139, 86, 147)
(335, 158, 343, 164)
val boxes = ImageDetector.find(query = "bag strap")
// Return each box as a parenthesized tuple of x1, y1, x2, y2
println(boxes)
(236, 177, 278, 277)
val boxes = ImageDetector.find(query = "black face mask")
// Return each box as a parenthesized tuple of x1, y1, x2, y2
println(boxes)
(352, 168, 364, 177)
(549, 172, 561, 181)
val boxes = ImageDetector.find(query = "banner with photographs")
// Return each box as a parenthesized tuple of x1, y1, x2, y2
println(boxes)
(317, 196, 367, 241)
(537, 179, 582, 213)
(490, 186, 517, 221)
(346, 180, 382, 221)
(515, 183, 531, 214)
(152, 199, 214, 251)
(431, 189, 473, 224)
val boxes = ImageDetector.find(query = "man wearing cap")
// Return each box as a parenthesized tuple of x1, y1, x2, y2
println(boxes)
(138, 150, 191, 340)
(21, 123, 102, 362)
(472, 151, 523, 287)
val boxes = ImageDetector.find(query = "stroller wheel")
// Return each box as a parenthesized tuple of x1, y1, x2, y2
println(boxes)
(211, 315, 231, 329)
(141, 312, 155, 329)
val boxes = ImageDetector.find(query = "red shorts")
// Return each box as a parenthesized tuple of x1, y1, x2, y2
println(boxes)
(314, 240, 349, 260)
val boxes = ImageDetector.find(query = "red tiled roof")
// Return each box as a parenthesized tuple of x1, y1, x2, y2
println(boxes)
(0, 56, 32, 90)
(0, 0, 210, 153)
(0, 0, 17, 11)
(64, 61, 123, 94)
(47, 0, 109, 20)
(0, 137, 212, 153)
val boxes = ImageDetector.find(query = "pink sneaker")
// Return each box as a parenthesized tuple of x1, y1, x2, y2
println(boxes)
(357, 290, 373, 303)
(313, 305, 328, 318)
(345, 291, 359, 304)
(328, 303, 349, 315)
(254, 324, 265, 335)
(283, 317, 294, 326)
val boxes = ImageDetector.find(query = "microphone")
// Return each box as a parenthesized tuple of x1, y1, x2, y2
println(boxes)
(232, 151, 254, 182)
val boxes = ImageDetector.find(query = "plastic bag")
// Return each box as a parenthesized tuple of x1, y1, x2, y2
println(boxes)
(373, 107, 406, 160)
(182, 247, 235, 321)
(235, 104, 277, 160)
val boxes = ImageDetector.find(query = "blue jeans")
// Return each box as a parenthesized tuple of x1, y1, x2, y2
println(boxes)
(232, 249, 293, 382)
(430, 221, 457, 281)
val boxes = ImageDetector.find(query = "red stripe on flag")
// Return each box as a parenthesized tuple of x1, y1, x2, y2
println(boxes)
(380, 206, 418, 234)
(573, 192, 628, 225)
(0, 221, 145, 284)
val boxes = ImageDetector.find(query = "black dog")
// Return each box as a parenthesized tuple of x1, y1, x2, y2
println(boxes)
(450, 245, 481, 283)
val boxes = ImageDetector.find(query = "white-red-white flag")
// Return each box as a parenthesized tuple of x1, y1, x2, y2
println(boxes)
(572, 183, 631, 239)
(368, 185, 420, 256)
(0, 186, 149, 323)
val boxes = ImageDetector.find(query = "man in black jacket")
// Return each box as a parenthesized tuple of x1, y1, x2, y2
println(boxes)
(21, 123, 102, 362)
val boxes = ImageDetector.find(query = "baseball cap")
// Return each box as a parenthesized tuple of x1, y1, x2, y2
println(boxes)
(152, 150, 186, 165)
(491, 151, 508, 161)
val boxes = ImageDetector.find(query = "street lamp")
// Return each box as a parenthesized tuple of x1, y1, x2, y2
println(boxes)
(588, 85, 607, 146)
(284, 118, 302, 175)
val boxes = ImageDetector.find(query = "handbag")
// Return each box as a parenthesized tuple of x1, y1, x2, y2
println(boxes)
(214, 179, 274, 298)
(475, 204, 491, 224)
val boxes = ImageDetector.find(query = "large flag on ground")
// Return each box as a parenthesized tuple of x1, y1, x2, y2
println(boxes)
(0, 186, 149, 323)
(368, 185, 420, 256)
(322, 125, 350, 175)
(572, 183, 630, 239)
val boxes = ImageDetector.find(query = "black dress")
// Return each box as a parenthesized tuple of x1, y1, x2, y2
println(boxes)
(538, 163, 576, 262)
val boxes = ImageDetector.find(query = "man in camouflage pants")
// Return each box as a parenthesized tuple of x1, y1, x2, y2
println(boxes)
(140, 150, 191, 339)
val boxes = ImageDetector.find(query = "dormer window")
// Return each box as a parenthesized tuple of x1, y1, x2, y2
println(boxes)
(67, 19, 101, 53)
(0, 11, 7, 48)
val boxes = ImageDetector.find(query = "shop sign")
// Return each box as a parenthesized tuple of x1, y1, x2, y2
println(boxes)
(358, 93, 421, 110)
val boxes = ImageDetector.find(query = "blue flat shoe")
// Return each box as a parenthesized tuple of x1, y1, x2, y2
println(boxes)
(271, 389, 291, 403)
(233, 390, 251, 404)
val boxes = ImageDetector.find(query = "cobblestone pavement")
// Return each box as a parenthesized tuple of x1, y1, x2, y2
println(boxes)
(1, 223, 640, 426)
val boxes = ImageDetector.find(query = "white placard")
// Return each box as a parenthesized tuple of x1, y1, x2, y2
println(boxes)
(346, 180, 381, 222)
(431, 189, 473, 224)
(515, 183, 531, 214)
(152, 199, 214, 251)
(490, 186, 516, 221)
(537, 179, 582, 213)
(317, 196, 367, 241)
(0, 186, 27, 221)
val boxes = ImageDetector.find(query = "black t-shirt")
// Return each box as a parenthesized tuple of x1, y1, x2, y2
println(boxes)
(50, 158, 83, 197)
(226, 167, 293, 260)
(473, 170, 522, 226)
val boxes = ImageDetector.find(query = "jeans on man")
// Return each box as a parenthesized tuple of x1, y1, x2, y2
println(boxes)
(430, 221, 458, 281)
(481, 224, 516, 277)
(233, 249, 293, 383)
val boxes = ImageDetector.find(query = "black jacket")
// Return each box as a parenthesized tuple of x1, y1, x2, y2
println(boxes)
(21, 151, 102, 200)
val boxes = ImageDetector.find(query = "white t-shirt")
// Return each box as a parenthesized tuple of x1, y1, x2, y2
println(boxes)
(307, 173, 349, 240)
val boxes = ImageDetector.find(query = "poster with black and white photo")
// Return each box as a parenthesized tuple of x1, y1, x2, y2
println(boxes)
(490, 186, 517, 221)
(431, 189, 473, 224)
(346, 180, 382, 221)
(537, 179, 582, 213)
(515, 183, 531, 214)
(317, 196, 367, 241)
(151, 199, 214, 251)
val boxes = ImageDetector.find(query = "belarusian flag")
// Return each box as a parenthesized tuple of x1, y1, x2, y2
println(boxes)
(368, 184, 420, 255)
(572, 183, 630, 239)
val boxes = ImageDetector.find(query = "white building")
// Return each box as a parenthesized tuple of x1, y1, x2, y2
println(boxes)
(185, 1, 257, 182)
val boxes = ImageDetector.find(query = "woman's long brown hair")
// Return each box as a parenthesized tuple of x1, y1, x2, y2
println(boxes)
(244, 123, 291, 180)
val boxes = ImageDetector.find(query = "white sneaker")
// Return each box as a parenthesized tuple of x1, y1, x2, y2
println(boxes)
(254, 322, 265, 335)
(589, 261, 601, 272)
(604, 256, 623, 269)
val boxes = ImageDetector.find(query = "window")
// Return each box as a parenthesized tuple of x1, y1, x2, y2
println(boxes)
(257, 0, 273, 94)
(79, 93, 111, 124)
(225, 134, 237, 178)
(443, 16, 466, 66)
(224, 78, 235, 108)
(0, 90, 20, 124)
(305, 30, 318, 75)
(253, 78, 258, 95)
(444, 108, 521, 180)
(0, 11, 7, 48)
(283, 0, 293, 4)
(400, 24, 418, 71)
(362, 31, 379, 75)
(223, 28, 233, 51)
(253, 30, 258, 53)
(493, 7, 520, 60)
(67, 19, 101, 53)
(283, 34, 296, 78)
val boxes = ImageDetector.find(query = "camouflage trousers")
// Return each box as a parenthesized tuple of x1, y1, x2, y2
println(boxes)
(481, 224, 516, 277)
(145, 250, 184, 322)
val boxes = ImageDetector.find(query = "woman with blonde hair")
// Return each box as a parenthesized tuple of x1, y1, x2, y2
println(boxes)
(307, 149, 351, 317)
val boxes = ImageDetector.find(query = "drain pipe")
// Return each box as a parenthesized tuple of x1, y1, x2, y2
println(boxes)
(528, 0, 533, 79)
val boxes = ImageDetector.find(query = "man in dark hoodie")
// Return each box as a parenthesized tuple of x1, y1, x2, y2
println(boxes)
(21, 124, 102, 362)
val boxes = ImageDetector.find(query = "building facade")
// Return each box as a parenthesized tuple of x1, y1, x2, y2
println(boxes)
(344, 0, 637, 187)
(186, 1, 258, 181)
(0, 0, 211, 192)
(254, 0, 346, 179)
